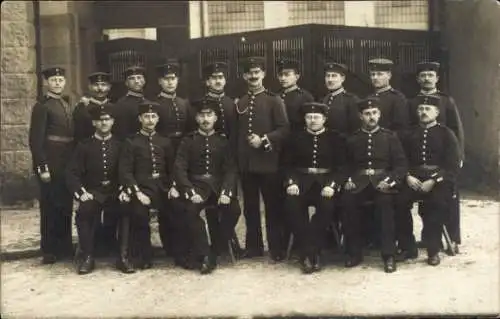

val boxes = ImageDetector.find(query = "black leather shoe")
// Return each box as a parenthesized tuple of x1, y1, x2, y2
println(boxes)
(140, 261, 153, 270)
(395, 247, 419, 262)
(300, 257, 314, 274)
(383, 256, 397, 273)
(78, 256, 95, 275)
(270, 251, 285, 262)
(116, 258, 136, 274)
(240, 249, 264, 259)
(312, 255, 321, 272)
(345, 255, 363, 268)
(41, 254, 57, 265)
(427, 254, 441, 266)
(200, 256, 215, 275)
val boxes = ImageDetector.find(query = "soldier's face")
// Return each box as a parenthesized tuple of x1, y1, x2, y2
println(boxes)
(370, 71, 391, 88)
(89, 82, 111, 98)
(304, 113, 326, 132)
(46, 76, 66, 94)
(243, 68, 265, 88)
(92, 115, 114, 135)
(324, 71, 345, 90)
(159, 74, 178, 93)
(138, 112, 159, 132)
(417, 104, 439, 123)
(125, 74, 145, 92)
(278, 69, 299, 88)
(359, 107, 381, 129)
(206, 72, 226, 92)
(195, 110, 217, 132)
(417, 71, 439, 89)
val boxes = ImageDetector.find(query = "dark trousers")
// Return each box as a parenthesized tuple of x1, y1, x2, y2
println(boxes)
(157, 199, 186, 259)
(130, 201, 156, 263)
(396, 182, 452, 256)
(446, 188, 461, 243)
(95, 209, 120, 256)
(240, 172, 285, 255)
(341, 185, 396, 258)
(182, 195, 241, 258)
(38, 177, 73, 257)
(285, 183, 335, 258)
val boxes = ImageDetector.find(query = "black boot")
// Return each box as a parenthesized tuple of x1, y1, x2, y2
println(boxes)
(312, 254, 322, 272)
(383, 256, 397, 273)
(345, 255, 363, 268)
(427, 254, 441, 266)
(200, 255, 216, 275)
(78, 255, 95, 275)
(300, 257, 314, 274)
(41, 253, 57, 265)
(116, 216, 135, 274)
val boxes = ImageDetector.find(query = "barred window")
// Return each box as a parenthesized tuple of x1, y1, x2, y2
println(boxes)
(375, 0, 428, 30)
(208, 1, 264, 36)
(288, 1, 344, 25)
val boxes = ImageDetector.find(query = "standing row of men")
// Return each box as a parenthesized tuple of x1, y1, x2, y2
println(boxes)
(28, 55, 464, 275)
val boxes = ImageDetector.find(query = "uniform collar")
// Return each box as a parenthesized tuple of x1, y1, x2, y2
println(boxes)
(89, 97, 109, 105)
(94, 133, 112, 141)
(328, 87, 345, 97)
(206, 91, 225, 99)
(198, 129, 215, 136)
(282, 85, 298, 94)
(361, 126, 380, 134)
(159, 91, 176, 99)
(374, 86, 392, 94)
(420, 88, 438, 95)
(140, 129, 156, 137)
(420, 121, 438, 129)
(248, 86, 265, 96)
(126, 90, 144, 98)
(306, 127, 326, 136)
(47, 91, 62, 99)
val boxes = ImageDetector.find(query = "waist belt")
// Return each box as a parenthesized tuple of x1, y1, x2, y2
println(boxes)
(359, 168, 386, 176)
(418, 164, 439, 170)
(168, 132, 183, 138)
(296, 168, 331, 174)
(47, 135, 73, 143)
(101, 180, 111, 186)
(191, 174, 214, 180)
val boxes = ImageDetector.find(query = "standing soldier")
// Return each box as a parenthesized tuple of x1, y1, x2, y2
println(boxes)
(235, 56, 290, 261)
(283, 102, 346, 274)
(409, 61, 464, 254)
(321, 62, 360, 134)
(154, 61, 193, 260)
(395, 95, 460, 266)
(66, 104, 135, 274)
(341, 97, 407, 273)
(201, 61, 242, 257)
(119, 101, 179, 269)
(29, 67, 74, 264)
(174, 99, 241, 274)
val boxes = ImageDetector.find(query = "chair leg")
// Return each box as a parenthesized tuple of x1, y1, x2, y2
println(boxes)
(286, 233, 294, 260)
(442, 225, 455, 256)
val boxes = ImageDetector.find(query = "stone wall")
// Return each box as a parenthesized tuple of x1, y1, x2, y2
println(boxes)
(0, 1, 38, 205)
(443, 0, 500, 191)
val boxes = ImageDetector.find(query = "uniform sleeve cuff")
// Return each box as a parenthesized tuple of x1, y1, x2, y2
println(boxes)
(262, 135, 272, 152)
(430, 172, 444, 183)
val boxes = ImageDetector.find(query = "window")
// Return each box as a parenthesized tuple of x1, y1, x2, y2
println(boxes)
(306, 1, 327, 11)
(208, 1, 264, 36)
(289, 1, 344, 26)
(226, 2, 246, 13)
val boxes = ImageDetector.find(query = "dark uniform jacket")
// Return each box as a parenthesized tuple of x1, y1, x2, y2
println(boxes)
(119, 131, 175, 199)
(112, 92, 145, 141)
(72, 97, 110, 143)
(203, 92, 238, 139)
(66, 134, 121, 204)
(345, 127, 408, 193)
(174, 130, 237, 200)
(403, 123, 460, 184)
(409, 91, 465, 161)
(29, 92, 74, 176)
(235, 89, 290, 173)
(284, 128, 347, 192)
(367, 87, 409, 135)
(321, 88, 360, 134)
(279, 87, 314, 132)
(154, 92, 194, 141)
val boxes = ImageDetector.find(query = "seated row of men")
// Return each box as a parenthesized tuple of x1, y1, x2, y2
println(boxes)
(67, 94, 459, 276)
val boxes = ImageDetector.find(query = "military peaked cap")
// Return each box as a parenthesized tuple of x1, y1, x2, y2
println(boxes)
(138, 100, 160, 115)
(89, 103, 114, 120)
(276, 57, 300, 72)
(368, 58, 394, 72)
(88, 72, 111, 83)
(42, 67, 65, 79)
(415, 94, 441, 107)
(240, 56, 266, 72)
(123, 66, 146, 78)
(156, 61, 181, 77)
(300, 102, 328, 116)
(416, 61, 440, 74)
(202, 61, 228, 79)
(324, 62, 348, 75)
(191, 99, 218, 114)
(357, 97, 381, 112)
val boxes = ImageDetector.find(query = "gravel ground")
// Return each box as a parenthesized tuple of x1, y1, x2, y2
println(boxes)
(1, 198, 499, 317)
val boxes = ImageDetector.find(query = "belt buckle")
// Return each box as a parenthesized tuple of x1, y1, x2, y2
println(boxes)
(366, 168, 375, 176)
(101, 180, 110, 186)
(152, 172, 160, 179)
(202, 173, 211, 178)
(307, 168, 317, 174)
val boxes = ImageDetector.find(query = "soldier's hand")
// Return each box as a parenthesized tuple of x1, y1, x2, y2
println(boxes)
(136, 191, 151, 206)
(376, 180, 391, 191)
(191, 193, 204, 204)
(248, 134, 262, 148)
(218, 194, 231, 205)
(406, 175, 422, 191)
(118, 191, 130, 203)
(168, 187, 180, 199)
(39, 171, 51, 183)
(321, 186, 335, 198)
(344, 179, 356, 191)
(80, 191, 94, 202)
(420, 179, 436, 193)
(80, 96, 90, 106)
(286, 184, 300, 196)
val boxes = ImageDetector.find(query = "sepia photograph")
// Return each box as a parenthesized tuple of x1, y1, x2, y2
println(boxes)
(1, 0, 499, 318)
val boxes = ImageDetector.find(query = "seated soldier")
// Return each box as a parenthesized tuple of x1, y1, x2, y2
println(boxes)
(119, 101, 179, 270)
(395, 95, 460, 266)
(174, 99, 241, 275)
(283, 102, 346, 274)
(341, 97, 408, 273)
(66, 103, 134, 274)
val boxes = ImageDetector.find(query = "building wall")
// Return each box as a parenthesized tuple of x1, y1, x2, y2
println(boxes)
(0, 1, 38, 205)
(443, 0, 500, 190)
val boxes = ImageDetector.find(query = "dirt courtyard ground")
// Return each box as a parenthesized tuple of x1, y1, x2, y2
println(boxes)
(1, 198, 499, 318)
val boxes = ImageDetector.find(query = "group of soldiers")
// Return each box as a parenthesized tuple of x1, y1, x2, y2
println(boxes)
(28, 55, 464, 276)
